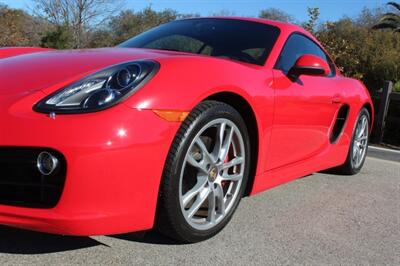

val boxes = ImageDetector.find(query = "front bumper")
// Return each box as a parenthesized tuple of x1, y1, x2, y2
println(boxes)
(0, 100, 180, 235)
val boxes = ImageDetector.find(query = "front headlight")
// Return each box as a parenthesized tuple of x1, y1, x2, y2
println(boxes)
(34, 60, 159, 113)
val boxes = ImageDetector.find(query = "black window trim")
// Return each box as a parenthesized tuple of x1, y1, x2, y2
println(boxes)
(273, 31, 337, 77)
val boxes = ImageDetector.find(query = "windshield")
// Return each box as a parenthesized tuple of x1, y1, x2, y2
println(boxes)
(119, 18, 281, 66)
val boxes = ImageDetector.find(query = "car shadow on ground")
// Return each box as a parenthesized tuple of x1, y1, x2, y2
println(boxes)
(0, 225, 184, 255)
(110, 230, 184, 245)
(0, 225, 105, 254)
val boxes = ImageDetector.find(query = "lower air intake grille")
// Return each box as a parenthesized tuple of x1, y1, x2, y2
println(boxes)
(0, 147, 66, 208)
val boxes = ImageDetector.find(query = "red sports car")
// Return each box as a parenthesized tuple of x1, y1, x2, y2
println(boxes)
(0, 17, 373, 243)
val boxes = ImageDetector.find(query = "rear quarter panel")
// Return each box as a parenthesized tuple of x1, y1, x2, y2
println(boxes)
(341, 77, 374, 132)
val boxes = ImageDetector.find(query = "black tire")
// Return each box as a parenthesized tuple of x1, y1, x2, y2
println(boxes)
(155, 100, 251, 243)
(334, 107, 370, 175)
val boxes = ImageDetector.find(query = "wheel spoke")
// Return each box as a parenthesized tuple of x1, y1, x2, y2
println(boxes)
(221, 172, 243, 182)
(207, 188, 216, 223)
(187, 154, 209, 174)
(213, 122, 226, 159)
(218, 126, 234, 162)
(353, 145, 359, 160)
(182, 175, 208, 207)
(195, 138, 215, 164)
(358, 148, 363, 161)
(355, 147, 361, 164)
(358, 117, 367, 138)
(214, 183, 226, 216)
(358, 136, 368, 141)
(221, 157, 244, 170)
(187, 186, 210, 218)
(362, 117, 368, 131)
(356, 126, 362, 139)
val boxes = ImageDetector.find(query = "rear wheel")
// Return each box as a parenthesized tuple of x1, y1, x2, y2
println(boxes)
(335, 107, 370, 175)
(156, 101, 250, 243)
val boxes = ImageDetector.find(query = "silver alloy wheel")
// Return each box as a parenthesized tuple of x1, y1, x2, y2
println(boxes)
(179, 118, 245, 231)
(352, 114, 369, 168)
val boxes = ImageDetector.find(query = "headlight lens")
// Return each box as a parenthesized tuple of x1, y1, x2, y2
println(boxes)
(34, 60, 159, 113)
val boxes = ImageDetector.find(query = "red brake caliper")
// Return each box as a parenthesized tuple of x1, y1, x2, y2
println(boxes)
(221, 154, 230, 188)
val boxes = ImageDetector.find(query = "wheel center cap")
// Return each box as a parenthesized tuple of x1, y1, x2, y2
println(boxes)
(208, 167, 218, 182)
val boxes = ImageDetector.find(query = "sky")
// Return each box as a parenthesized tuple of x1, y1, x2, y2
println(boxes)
(0, 0, 389, 22)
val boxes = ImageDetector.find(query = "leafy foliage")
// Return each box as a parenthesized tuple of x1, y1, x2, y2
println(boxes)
(259, 8, 295, 23)
(394, 81, 400, 92)
(32, 0, 124, 48)
(303, 7, 320, 33)
(0, 4, 47, 47)
(316, 9, 400, 92)
(107, 8, 179, 46)
(41, 25, 74, 49)
(373, 2, 400, 32)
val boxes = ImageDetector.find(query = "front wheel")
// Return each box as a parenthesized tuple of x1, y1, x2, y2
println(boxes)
(156, 101, 251, 243)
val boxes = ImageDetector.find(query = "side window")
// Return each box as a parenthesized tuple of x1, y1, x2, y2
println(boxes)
(242, 48, 265, 63)
(275, 33, 335, 76)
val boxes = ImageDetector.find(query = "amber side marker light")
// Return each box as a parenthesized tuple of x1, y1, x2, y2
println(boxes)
(152, 110, 189, 122)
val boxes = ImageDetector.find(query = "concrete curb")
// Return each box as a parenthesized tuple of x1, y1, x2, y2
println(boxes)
(367, 145, 400, 163)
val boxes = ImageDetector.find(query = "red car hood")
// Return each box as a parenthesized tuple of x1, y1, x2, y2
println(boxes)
(0, 47, 185, 96)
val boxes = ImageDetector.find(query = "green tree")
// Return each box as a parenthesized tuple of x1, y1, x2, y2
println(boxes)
(316, 11, 400, 91)
(394, 81, 400, 92)
(41, 25, 74, 49)
(32, 0, 123, 48)
(107, 7, 179, 45)
(304, 7, 320, 33)
(258, 8, 295, 23)
(373, 2, 400, 32)
(317, 20, 364, 80)
(210, 9, 236, 17)
(355, 7, 384, 28)
(0, 4, 47, 47)
(87, 29, 114, 48)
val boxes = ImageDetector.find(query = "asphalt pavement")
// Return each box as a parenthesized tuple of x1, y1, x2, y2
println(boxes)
(0, 149, 398, 265)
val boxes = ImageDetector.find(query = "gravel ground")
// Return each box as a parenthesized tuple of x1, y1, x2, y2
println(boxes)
(0, 156, 399, 266)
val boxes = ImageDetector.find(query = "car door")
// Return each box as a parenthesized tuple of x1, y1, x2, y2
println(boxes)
(268, 33, 343, 170)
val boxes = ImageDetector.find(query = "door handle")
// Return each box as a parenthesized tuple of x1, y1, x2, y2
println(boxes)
(332, 95, 342, 104)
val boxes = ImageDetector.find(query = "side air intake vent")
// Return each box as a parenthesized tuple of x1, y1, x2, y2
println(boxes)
(330, 105, 350, 143)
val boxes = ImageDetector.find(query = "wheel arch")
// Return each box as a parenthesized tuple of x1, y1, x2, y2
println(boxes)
(362, 102, 374, 133)
(204, 92, 259, 197)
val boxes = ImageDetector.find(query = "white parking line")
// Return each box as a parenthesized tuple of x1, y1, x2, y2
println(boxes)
(369, 145, 400, 154)
(367, 156, 400, 166)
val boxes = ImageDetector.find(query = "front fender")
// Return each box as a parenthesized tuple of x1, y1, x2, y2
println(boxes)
(123, 56, 272, 112)
(123, 56, 275, 175)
